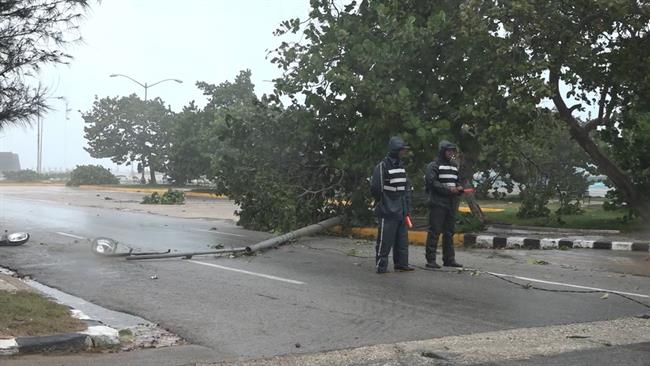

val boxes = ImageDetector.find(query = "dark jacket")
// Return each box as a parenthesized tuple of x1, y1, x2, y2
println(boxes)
(370, 137, 412, 220)
(424, 140, 461, 209)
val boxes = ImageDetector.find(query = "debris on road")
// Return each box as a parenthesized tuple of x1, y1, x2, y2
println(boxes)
(528, 258, 550, 265)
(119, 324, 184, 352)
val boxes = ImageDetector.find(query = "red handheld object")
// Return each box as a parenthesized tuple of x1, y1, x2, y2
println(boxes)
(405, 215, 413, 229)
(462, 188, 475, 194)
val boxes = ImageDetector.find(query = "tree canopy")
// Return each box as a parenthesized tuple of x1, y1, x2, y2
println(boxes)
(82, 94, 173, 184)
(81, 1, 650, 229)
(0, 0, 90, 129)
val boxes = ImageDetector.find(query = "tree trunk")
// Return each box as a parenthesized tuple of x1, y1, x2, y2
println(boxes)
(465, 194, 486, 222)
(148, 156, 157, 185)
(140, 159, 146, 184)
(458, 133, 486, 222)
(550, 69, 650, 222)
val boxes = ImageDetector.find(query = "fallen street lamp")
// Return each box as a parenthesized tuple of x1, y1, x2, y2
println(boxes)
(91, 237, 171, 257)
(0, 231, 30, 246)
(91, 216, 342, 260)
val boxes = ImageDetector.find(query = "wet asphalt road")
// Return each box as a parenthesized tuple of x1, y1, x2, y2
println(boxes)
(1, 192, 649, 364)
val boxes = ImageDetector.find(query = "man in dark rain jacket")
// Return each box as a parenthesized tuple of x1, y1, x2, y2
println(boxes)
(424, 140, 463, 268)
(370, 136, 415, 274)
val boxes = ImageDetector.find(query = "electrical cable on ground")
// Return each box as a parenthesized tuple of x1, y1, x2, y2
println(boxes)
(460, 268, 650, 310)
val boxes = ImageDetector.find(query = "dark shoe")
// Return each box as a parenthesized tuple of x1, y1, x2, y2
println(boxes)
(376, 269, 389, 274)
(395, 265, 415, 272)
(443, 261, 463, 268)
(425, 262, 441, 269)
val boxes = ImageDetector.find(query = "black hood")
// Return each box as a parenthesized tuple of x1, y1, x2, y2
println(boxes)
(388, 136, 409, 158)
(437, 140, 457, 160)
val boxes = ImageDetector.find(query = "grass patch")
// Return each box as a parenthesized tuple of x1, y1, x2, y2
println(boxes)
(479, 200, 644, 232)
(0, 291, 86, 338)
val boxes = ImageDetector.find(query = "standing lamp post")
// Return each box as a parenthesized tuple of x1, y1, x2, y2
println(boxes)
(109, 73, 182, 183)
(36, 96, 67, 174)
(109, 74, 182, 101)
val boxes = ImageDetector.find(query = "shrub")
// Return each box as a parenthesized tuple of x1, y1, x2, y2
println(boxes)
(456, 212, 486, 233)
(517, 184, 552, 219)
(66, 165, 119, 186)
(141, 189, 185, 205)
(42, 172, 71, 181)
(2, 169, 43, 181)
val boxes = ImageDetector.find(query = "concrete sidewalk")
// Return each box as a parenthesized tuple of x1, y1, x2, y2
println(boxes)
(201, 317, 650, 366)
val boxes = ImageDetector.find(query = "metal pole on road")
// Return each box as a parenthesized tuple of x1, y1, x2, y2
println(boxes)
(245, 216, 343, 254)
(125, 247, 248, 261)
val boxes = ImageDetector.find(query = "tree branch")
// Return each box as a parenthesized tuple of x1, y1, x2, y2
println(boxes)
(596, 86, 607, 124)
(583, 119, 599, 132)
(568, 103, 582, 113)
(550, 66, 593, 140)
(297, 169, 345, 198)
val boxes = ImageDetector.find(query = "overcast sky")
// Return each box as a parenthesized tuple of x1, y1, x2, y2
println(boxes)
(0, 0, 309, 173)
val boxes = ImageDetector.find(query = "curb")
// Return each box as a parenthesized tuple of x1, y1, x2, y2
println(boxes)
(332, 226, 465, 247)
(0, 318, 119, 356)
(463, 233, 650, 252)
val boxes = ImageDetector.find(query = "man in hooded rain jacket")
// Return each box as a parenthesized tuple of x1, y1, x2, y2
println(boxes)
(370, 136, 415, 274)
(423, 140, 464, 269)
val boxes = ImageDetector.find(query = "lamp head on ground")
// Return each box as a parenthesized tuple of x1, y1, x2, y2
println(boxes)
(91, 237, 118, 255)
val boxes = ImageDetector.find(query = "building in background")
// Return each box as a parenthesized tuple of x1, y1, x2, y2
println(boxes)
(0, 152, 21, 178)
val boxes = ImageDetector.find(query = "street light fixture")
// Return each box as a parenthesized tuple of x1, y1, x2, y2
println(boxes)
(109, 73, 183, 101)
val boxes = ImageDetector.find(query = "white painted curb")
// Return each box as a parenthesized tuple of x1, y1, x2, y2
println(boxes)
(0, 339, 18, 356)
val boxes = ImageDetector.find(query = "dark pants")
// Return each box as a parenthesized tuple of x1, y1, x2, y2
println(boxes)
(375, 218, 409, 272)
(425, 205, 456, 264)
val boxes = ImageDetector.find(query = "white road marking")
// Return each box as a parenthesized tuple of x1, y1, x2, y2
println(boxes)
(20, 262, 75, 269)
(487, 271, 649, 299)
(1, 196, 59, 205)
(187, 260, 305, 285)
(190, 228, 245, 237)
(55, 232, 86, 240)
